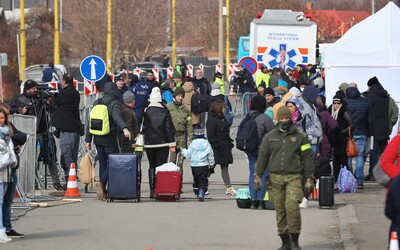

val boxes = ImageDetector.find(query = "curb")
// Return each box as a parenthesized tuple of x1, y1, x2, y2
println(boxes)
(338, 204, 359, 250)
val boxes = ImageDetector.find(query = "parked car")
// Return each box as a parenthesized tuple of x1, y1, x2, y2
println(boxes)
(128, 61, 166, 82)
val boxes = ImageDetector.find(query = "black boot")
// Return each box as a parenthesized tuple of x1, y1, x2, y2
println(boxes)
(278, 234, 291, 250)
(250, 200, 259, 210)
(148, 169, 156, 198)
(290, 233, 301, 250)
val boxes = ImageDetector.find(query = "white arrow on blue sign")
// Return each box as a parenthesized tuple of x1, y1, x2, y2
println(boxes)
(80, 55, 106, 81)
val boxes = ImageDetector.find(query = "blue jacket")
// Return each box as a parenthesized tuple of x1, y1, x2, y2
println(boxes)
(161, 86, 173, 104)
(130, 78, 155, 122)
(182, 138, 215, 167)
(345, 87, 373, 136)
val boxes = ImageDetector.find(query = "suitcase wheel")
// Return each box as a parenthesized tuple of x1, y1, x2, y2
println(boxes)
(107, 198, 114, 203)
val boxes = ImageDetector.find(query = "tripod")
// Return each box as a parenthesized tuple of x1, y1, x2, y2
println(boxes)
(35, 99, 65, 190)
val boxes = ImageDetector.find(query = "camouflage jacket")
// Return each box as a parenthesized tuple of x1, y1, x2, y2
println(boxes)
(167, 101, 193, 140)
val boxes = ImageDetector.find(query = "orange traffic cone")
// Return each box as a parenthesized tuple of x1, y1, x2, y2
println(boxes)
(389, 231, 399, 250)
(64, 163, 81, 197)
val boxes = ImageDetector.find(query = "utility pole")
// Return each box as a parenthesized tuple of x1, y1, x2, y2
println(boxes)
(225, 0, 230, 81)
(218, 0, 224, 74)
(371, 0, 375, 14)
(20, 0, 26, 81)
(54, 0, 60, 64)
(172, 0, 176, 68)
(106, 0, 112, 73)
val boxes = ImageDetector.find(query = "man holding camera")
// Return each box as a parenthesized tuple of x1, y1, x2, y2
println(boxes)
(233, 64, 255, 115)
(10, 80, 63, 190)
(51, 73, 81, 182)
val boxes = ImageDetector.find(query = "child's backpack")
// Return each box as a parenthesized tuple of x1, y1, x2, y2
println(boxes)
(337, 166, 357, 193)
(224, 96, 234, 127)
(235, 112, 262, 152)
(89, 99, 110, 136)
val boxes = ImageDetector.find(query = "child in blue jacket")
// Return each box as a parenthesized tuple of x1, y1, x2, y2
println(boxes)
(182, 128, 215, 201)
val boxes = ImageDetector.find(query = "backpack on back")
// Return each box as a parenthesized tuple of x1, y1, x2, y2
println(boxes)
(235, 112, 262, 152)
(89, 99, 110, 136)
(224, 96, 234, 127)
(191, 93, 209, 114)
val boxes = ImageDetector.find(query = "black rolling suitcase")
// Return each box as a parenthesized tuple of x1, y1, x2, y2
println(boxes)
(318, 175, 334, 209)
(107, 153, 141, 202)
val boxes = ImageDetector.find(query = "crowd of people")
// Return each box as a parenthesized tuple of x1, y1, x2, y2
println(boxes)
(1, 59, 400, 248)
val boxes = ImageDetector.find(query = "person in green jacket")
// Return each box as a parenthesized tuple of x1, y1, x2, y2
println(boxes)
(213, 72, 225, 94)
(255, 65, 270, 88)
(255, 106, 315, 250)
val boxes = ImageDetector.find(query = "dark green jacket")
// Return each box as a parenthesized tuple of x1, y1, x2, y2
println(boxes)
(255, 123, 315, 178)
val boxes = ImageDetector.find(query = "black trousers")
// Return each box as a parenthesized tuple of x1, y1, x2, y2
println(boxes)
(146, 147, 169, 169)
(191, 166, 209, 190)
(333, 154, 349, 183)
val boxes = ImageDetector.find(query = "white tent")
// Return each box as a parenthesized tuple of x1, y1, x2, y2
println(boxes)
(324, 2, 400, 136)
(324, 2, 400, 101)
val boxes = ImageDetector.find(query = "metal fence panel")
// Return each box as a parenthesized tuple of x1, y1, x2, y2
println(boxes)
(10, 114, 37, 198)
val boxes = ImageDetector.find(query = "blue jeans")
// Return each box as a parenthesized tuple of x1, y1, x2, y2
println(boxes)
(96, 145, 119, 186)
(311, 144, 319, 158)
(2, 169, 17, 231)
(247, 152, 268, 201)
(0, 182, 8, 229)
(348, 135, 366, 184)
(242, 92, 251, 116)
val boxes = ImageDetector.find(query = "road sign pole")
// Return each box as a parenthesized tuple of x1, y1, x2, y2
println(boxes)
(0, 56, 3, 102)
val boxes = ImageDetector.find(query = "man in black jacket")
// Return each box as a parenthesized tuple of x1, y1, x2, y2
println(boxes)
(51, 73, 81, 181)
(86, 81, 131, 200)
(345, 83, 373, 189)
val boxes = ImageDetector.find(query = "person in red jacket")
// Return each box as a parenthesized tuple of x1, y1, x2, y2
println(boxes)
(381, 135, 400, 179)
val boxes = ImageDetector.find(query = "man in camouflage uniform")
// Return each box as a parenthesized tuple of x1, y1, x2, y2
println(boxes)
(255, 106, 315, 250)
(167, 87, 193, 171)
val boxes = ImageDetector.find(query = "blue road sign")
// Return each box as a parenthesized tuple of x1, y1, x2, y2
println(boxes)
(239, 56, 258, 75)
(80, 55, 106, 81)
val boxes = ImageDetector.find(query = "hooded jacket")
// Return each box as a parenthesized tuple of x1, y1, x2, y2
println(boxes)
(366, 83, 390, 140)
(299, 87, 323, 144)
(182, 138, 215, 167)
(345, 87, 373, 137)
(86, 82, 127, 147)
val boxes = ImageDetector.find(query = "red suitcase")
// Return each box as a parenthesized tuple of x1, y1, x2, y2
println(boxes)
(154, 171, 183, 201)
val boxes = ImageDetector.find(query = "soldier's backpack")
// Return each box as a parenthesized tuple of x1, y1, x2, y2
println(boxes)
(235, 112, 262, 152)
(89, 99, 110, 136)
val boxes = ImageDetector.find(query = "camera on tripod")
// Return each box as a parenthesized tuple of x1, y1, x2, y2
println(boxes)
(35, 85, 57, 100)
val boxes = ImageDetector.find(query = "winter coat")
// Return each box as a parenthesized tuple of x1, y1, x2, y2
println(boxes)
(328, 104, 353, 156)
(143, 103, 175, 148)
(130, 78, 155, 122)
(51, 84, 81, 133)
(388, 96, 399, 134)
(385, 175, 400, 241)
(182, 138, 215, 167)
(247, 110, 275, 152)
(268, 73, 282, 89)
(85, 82, 127, 147)
(206, 112, 234, 165)
(366, 83, 390, 140)
(120, 104, 139, 153)
(182, 81, 200, 125)
(167, 101, 193, 140)
(345, 87, 373, 136)
(256, 72, 270, 88)
(255, 123, 315, 178)
(161, 86, 174, 104)
(238, 68, 255, 93)
(193, 77, 211, 96)
(318, 110, 338, 155)
(0, 138, 13, 183)
(299, 90, 323, 144)
(381, 135, 400, 179)
(42, 67, 59, 82)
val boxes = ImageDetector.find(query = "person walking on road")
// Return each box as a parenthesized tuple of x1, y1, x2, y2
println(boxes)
(206, 99, 236, 195)
(255, 106, 315, 250)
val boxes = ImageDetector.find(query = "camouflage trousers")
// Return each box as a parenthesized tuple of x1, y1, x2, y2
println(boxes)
(270, 173, 304, 234)
(170, 135, 186, 171)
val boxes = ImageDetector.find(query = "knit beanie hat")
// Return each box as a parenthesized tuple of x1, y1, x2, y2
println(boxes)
(332, 94, 343, 103)
(194, 128, 205, 138)
(149, 87, 162, 103)
(367, 76, 379, 87)
(123, 91, 135, 103)
(23, 79, 38, 92)
(172, 70, 181, 79)
(250, 95, 267, 113)
(338, 82, 348, 91)
(276, 106, 292, 120)
(264, 87, 275, 96)
(173, 87, 185, 98)
(211, 82, 222, 96)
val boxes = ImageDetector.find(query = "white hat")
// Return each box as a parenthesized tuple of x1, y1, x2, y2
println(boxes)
(210, 82, 222, 96)
(289, 87, 301, 97)
(149, 87, 162, 103)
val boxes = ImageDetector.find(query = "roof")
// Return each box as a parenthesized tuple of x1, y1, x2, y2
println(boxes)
(309, 9, 370, 37)
(4, 8, 30, 22)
